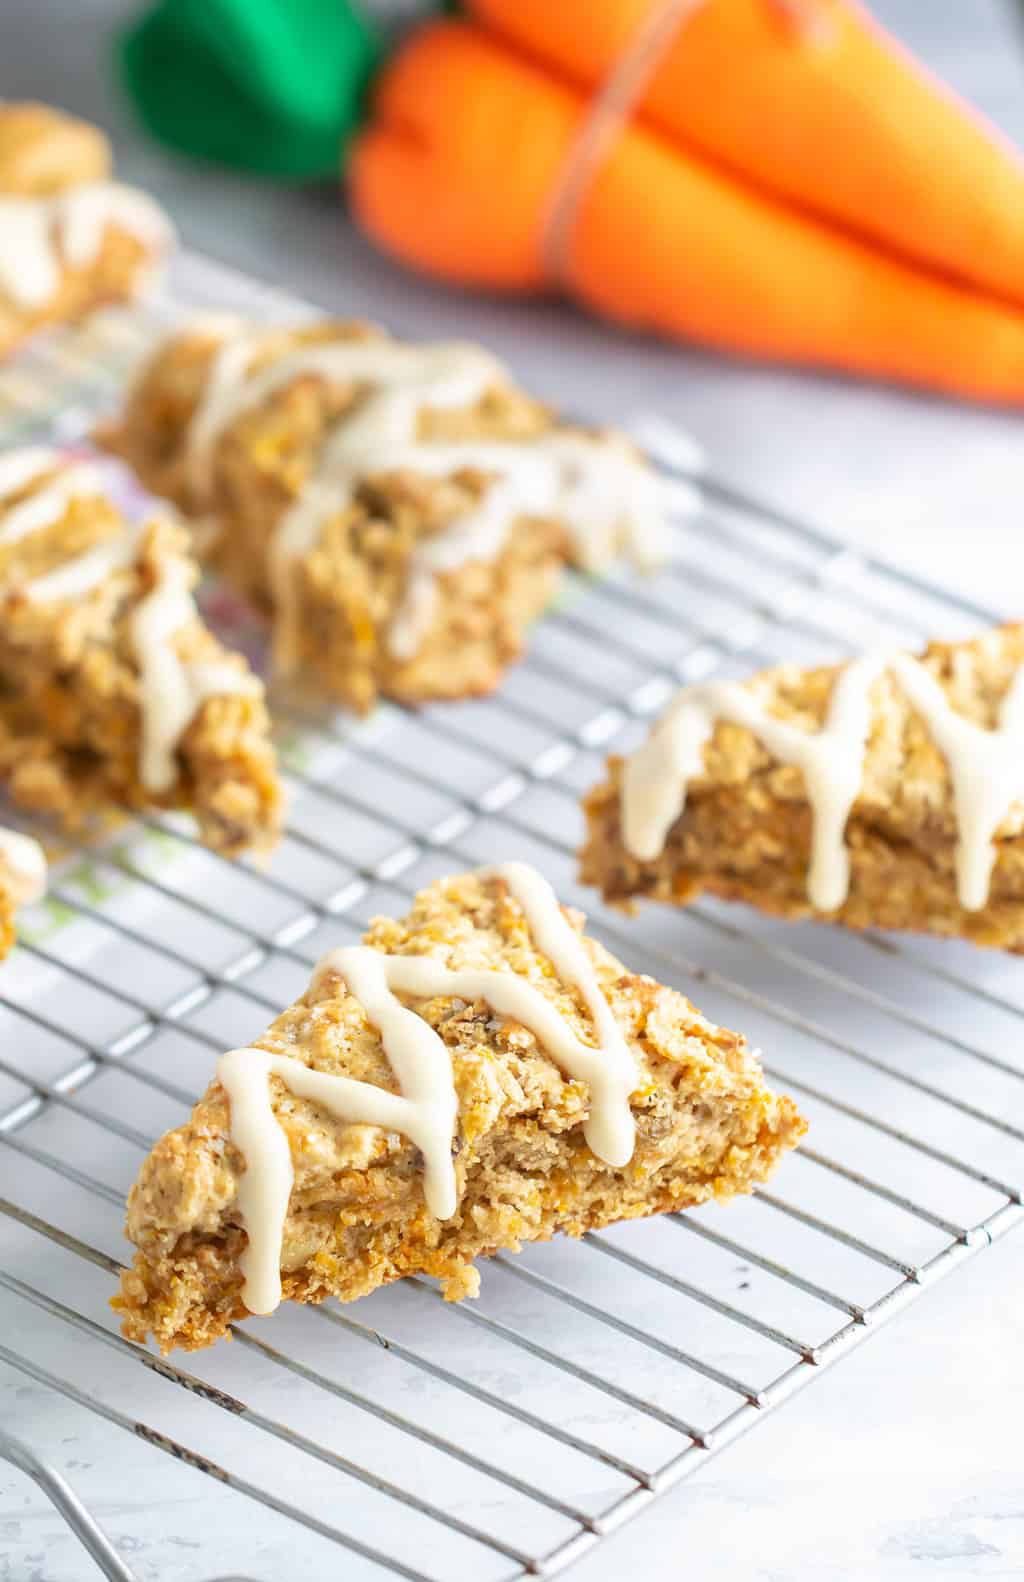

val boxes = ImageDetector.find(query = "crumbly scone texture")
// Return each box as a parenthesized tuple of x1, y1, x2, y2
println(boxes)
(0, 104, 111, 196)
(0, 102, 163, 359)
(115, 869, 805, 1352)
(0, 462, 282, 855)
(102, 320, 630, 711)
(582, 625, 1024, 951)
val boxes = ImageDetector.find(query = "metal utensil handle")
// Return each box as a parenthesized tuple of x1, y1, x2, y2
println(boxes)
(0, 1424, 261, 1582)
(0, 1425, 139, 1581)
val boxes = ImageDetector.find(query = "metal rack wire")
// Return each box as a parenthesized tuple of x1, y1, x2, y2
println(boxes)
(1, 253, 1021, 1582)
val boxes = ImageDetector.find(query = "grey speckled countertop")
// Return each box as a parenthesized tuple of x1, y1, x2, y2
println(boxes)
(2, 4, 1024, 1580)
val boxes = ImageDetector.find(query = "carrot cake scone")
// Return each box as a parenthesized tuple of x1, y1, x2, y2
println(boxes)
(581, 626, 1024, 951)
(115, 862, 804, 1352)
(0, 827, 46, 958)
(102, 318, 666, 712)
(0, 103, 173, 359)
(0, 447, 281, 855)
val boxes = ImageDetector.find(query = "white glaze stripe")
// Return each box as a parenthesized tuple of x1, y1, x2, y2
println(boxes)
(185, 334, 503, 498)
(23, 525, 142, 602)
(0, 182, 173, 310)
(889, 654, 1024, 912)
(485, 860, 637, 1166)
(0, 460, 106, 545)
(623, 649, 1024, 914)
(0, 827, 46, 908)
(0, 449, 259, 793)
(178, 325, 666, 672)
(216, 862, 639, 1317)
(129, 552, 260, 792)
(0, 447, 61, 501)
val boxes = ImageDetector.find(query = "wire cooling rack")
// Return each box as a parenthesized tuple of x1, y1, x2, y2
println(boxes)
(0, 253, 1022, 1582)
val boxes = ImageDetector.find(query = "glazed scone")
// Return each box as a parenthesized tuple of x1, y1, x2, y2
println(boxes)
(581, 626, 1024, 951)
(0, 827, 46, 958)
(0, 446, 281, 855)
(115, 862, 805, 1352)
(0, 102, 173, 359)
(102, 318, 665, 712)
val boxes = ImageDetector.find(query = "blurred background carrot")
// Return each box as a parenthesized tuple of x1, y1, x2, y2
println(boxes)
(114, 0, 1024, 404)
(350, 0, 1024, 403)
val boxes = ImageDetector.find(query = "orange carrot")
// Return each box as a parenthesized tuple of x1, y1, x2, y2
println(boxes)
(468, 0, 1024, 310)
(349, 16, 1024, 402)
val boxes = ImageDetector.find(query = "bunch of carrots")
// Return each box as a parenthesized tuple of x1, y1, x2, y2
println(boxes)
(349, 0, 1024, 404)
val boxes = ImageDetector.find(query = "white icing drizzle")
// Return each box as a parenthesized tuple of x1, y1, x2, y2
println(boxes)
(23, 526, 142, 602)
(888, 653, 1024, 912)
(184, 332, 505, 498)
(0, 459, 106, 545)
(0, 182, 173, 310)
(0, 827, 46, 908)
(179, 326, 666, 672)
(215, 861, 639, 1317)
(0, 446, 62, 500)
(623, 648, 1024, 914)
(129, 552, 261, 792)
(0, 447, 259, 793)
(0, 449, 133, 598)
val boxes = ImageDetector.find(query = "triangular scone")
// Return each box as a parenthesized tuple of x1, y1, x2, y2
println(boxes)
(0, 448, 281, 855)
(582, 626, 1024, 952)
(0, 827, 46, 957)
(101, 318, 665, 713)
(115, 863, 804, 1352)
(0, 103, 173, 359)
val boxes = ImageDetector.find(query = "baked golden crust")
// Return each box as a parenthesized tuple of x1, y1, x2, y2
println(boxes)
(0, 103, 172, 359)
(114, 869, 805, 1352)
(0, 459, 282, 855)
(102, 321, 638, 712)
(0, 103, 111, 196)
(581, 625, 1024, 951)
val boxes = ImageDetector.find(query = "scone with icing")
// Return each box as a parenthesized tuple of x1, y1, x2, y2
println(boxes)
(581, 626, 1024, 951)
(0, 447, 281, 855)
(0, 827, 46, 957)
(0, 103, 173, 359)
(102, 318, 665, 712)
(115, 863, 804, 1352)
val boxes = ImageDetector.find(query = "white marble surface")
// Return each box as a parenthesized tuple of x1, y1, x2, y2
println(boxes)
(580, 1228, 1024, 1582)
(2, 3, 1024, 1580)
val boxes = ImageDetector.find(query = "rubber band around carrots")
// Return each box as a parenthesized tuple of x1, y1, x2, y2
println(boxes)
(349, 0, 1024, 404)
